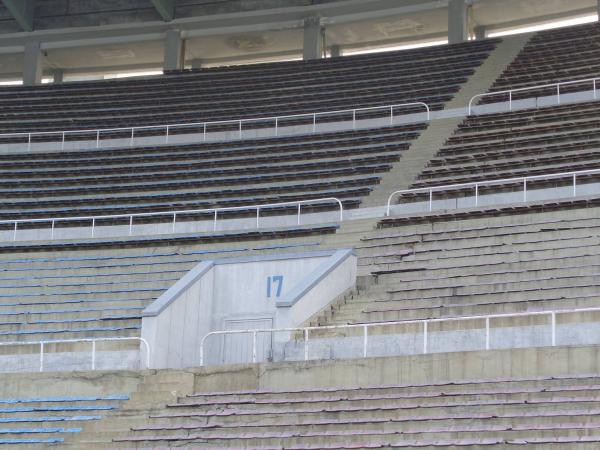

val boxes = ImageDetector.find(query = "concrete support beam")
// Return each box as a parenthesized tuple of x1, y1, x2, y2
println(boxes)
(448, 0, 467, 44)
(1, 0, 34, 32)
(150, 0, 174, 22)
(330, 45, 342, 58)
(303, 16, 323, 60)
(23, 41, 42, 86)
(163, 29, 184, 71)
(474, 25, 486, 40)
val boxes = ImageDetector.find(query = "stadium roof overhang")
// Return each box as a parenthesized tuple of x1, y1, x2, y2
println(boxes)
(0, 0, 594, 80)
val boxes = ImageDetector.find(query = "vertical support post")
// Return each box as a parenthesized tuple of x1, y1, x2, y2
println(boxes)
(509, 91, 512, 112)
(448, 0, 468, 44)
(475, 183, 479, 207)
(130, 128, 135, 147)
(423, 321, 428, 354)
(275, 117, 278, 137)
(352, 109, 356, 130)
(39, 342, 44, 372)
(523, 179, 527, 202)
(485, 317, 490, 350)
(573, 173, 577, 197)
(203, 123, 206, 141)
(429, 189, 433, 211)
(557, 84, 561, 105)
(61, 132, 65, 150)
(256, 207, 260, 228)
(551, 312, 556, 346)
(213, 210, 217, 231)
(91, 218, 95, 238)
(27, 133, 31, 151)
(13, 222, 17, 241)
(363, 324, 368, 358)
(239, 120, 242, 139)
(91, 340, 96, 370)
(252, 331, 257, 363)
(96, 130, 100, 148)
(128, 216, 133, 235)
(51, 220, 55, 239)
(297, 203, 301, 225)
(390, 105, 393, 125)
(166, 125, 170, 144)
(304, 328, 309, 361)
(313, 113, 316, 133)
(172, 213, 177, 233)
(594, 79, 597, 100)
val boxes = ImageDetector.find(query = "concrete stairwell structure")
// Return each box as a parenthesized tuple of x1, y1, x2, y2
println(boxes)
(363, 32, 533, 208)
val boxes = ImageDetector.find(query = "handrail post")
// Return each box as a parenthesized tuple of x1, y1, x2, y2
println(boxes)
(557, 84, 561, 105)
(39, 342, 44, 372)
(172, 213, 177, 233)
(390, 105, 393, 125)
(91, 218, 95, 238)
(256, 207, 260, 228)
(304, 328, 309, 361)
(313, 113, 316, 133)
(91, 340, 96, 370)
(13, 222, 17, 242)
(61, 131, 65, 150)
(474, 183, 479, 207)
(594, 79, 597, 100)
(297, 203, 301, 225)
(363, 324, 368, 358)
(352, 109, 356, 130)
(203, 123, 207, 141)
(239, 120, 242, 139)
(252, 331, 257, 363)
(213, 210, 217, 231)
(423, 321, 428, 354)
(523, 179, 527, 202)
(51, 219, 55, 240)
(429, 189, 433, 212)
(573, 173, 577, 197)
(130, 128, 134, 147)
(551, 312, 556, 346)
(27, 133, 31, 152)
(129, 216, 133, 235)
(275, 117, 278, 137)
(165, 125, 170, 144)
(485, 317, 490, 350)
(96, 130, 100, 148)
(509, 91, 512, 112)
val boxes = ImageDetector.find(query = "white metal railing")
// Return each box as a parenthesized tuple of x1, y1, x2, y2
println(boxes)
(386, 167, 600, 216)
(468, 77, 600, 115)
(199, 307, 600, 366)
(0, 102, 430, 152)
(0, 197, 343, 242)
(0, 337, 151, 372)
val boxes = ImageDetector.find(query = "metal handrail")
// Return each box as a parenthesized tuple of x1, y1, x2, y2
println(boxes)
(0, 102, 430, 151)
(1, 197, 344, 242)
(386, 167, 600, 216)
(199, 306, 600, 366)
(0, 337, 151, 372)
(468, 77, 600, 115)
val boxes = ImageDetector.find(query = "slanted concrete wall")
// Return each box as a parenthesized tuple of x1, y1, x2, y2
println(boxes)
(142, 249, 356, 369)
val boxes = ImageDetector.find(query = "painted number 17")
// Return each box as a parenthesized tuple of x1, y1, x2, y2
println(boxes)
(266, 275, 284, 298)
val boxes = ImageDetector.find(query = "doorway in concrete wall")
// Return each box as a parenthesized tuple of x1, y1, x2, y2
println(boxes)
(222, 317, 273, 365)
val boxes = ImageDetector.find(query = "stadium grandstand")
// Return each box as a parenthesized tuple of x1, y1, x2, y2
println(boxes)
(2, 0, 600, 448)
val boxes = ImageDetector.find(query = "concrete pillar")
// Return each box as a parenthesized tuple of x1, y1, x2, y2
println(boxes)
(474, 25, 486, 40)
(448, 0, 468, 44)
(164, 29, 184, 71)
(23, 41, 42, 86)
(303, 16, 323, 60)
(190, 59, 202, 69)
(53, 68, 64, 83)
(330, 45, 342, 58)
